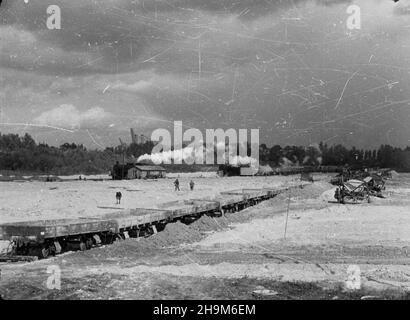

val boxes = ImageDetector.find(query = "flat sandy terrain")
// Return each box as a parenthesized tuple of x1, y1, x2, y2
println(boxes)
(0, 174, 299, 223)
(1, 173, 410, 300)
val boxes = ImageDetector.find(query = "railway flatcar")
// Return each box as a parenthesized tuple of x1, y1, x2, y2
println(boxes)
(0, 218, 117, 258)
(0, 186, 295, 260)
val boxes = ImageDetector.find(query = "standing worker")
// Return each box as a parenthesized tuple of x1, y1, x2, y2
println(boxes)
(174, 178, 180, 191)
(116, 191, 122, 204)
(189, 180, 195, 191)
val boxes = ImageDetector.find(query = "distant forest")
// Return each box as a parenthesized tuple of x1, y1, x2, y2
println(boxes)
(0, 132, 409, 175)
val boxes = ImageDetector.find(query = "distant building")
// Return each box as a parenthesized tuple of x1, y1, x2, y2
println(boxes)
(130, 128, 150, 145)
(127, 165, 166, 179)
(112, 161, 166, 180)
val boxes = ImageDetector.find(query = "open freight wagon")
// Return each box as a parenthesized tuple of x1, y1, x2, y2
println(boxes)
(0, 186, 291, 260)
(0, 218, 118, 259)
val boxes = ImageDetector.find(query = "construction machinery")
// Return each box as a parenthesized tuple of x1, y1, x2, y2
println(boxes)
(334, 179, 371, 204)
(363, 175, 385, 198)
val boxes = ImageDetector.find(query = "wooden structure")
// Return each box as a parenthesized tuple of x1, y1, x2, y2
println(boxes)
(127, 165, 166, 179)
(112, 162, 166, 180)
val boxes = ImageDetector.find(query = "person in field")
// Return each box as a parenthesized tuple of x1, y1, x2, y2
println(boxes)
(174, 178, 180, 191)
(189, 180, 195, 191)
(116, 191, 122, 204)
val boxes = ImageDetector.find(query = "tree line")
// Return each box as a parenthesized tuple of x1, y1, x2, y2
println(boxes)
(0, 132, 409, 175)
(259, 142, 410, 170)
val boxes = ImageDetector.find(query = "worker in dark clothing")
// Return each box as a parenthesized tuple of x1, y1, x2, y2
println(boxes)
(189, 180, 195, 191)
(174, 178, 180, 191)
(116, 191, 122, 204)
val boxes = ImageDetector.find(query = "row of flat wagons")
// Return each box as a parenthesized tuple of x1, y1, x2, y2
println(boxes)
(0, 186, 293, 260)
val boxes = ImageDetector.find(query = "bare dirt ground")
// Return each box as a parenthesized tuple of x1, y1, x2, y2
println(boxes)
(0, 174, 299, 223)
(1, 173, 410, 300)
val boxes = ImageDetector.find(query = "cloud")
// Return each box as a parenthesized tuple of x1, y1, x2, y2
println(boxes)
(0, 26, 104, 75)
(0, 0, 353, 76)
(2, 0, 410, 148)
(108, 72, 191, 95)
(34, 104, 112, 129)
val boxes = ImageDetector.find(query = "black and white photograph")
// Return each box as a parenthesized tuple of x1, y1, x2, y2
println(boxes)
(0, 0, 410, 303)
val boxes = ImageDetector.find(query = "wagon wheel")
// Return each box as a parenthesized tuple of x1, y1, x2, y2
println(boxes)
(9, 242, 18, 256)
(41, 246, 50, 259)
(48, 243, 57, 256)
(79, 242, 87, 251)
(85, 238, 93, 250)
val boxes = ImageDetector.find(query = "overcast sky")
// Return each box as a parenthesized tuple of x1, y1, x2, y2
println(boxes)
(1, 0, 410, 149)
